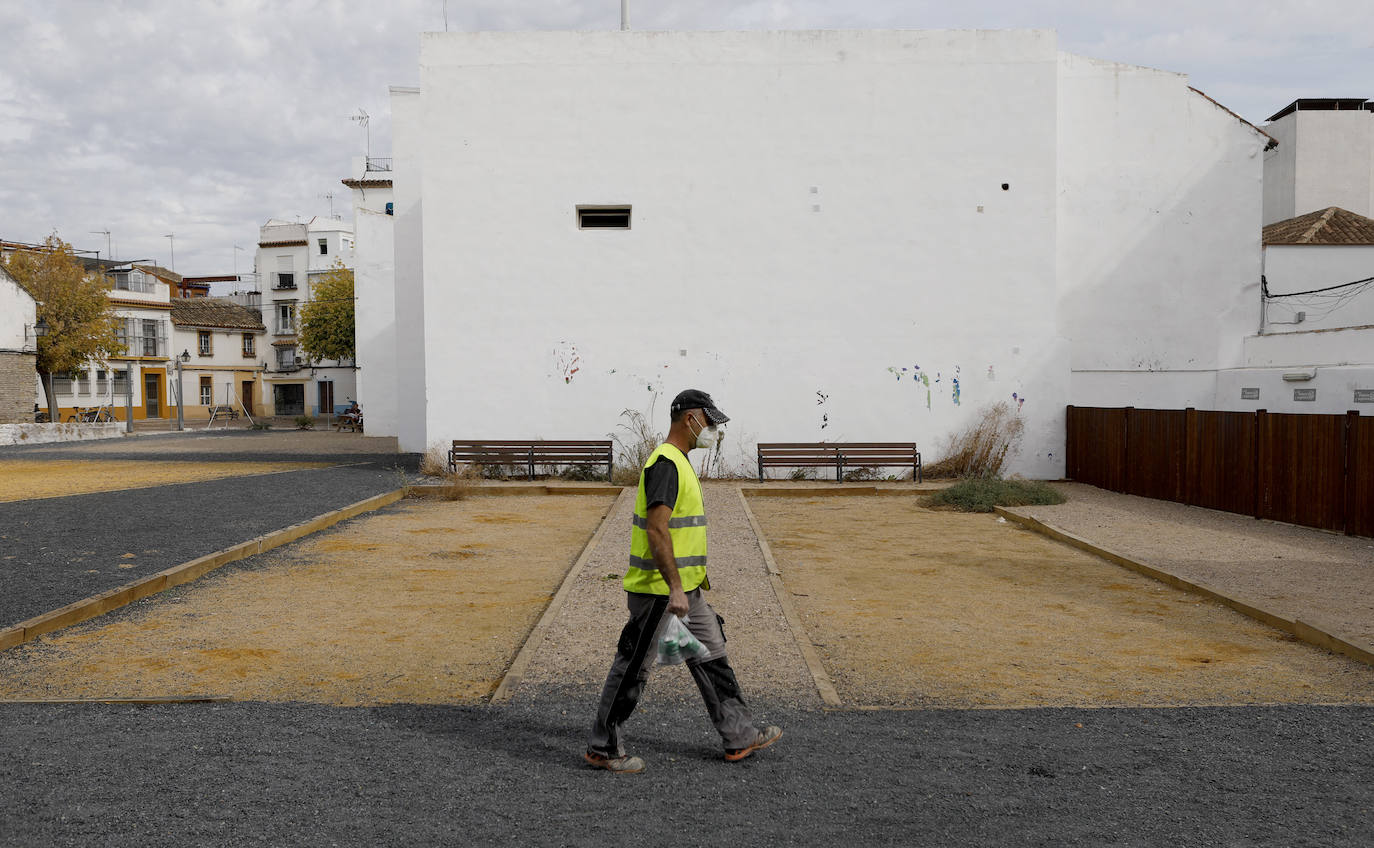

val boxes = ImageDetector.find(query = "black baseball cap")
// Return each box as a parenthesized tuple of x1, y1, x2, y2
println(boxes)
(670, 389, 729, 424)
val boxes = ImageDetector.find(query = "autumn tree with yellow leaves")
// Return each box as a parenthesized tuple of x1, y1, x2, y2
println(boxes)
(2, 235, 121, 420)
(298, 260, 355, 364)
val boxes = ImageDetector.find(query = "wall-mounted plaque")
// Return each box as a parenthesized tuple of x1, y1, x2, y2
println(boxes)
(1240, 387, 1260, 400)
(1356, 389, 1374, 404)
(1293, 388, 1316, 402)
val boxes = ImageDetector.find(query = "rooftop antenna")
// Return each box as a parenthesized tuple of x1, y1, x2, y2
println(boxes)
(88, 229, 111, 260)
(443, 0, 448, 31)
(320, 191, 337, 218)
(233, 244, 245, 278)
(351, 108, 370, 159)
(164, 233, 175, 271)
(621, 0, 629, 30)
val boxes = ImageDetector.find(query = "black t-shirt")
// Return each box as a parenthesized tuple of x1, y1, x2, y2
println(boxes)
(643, 456, 679, 511)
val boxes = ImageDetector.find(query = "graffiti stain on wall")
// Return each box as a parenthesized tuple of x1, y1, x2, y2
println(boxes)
(1012, 392, 1025, 411)
(554, 341, 581, 384)
(817, 390, 830, 430)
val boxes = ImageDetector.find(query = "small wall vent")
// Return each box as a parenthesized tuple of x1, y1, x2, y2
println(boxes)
(577, 205, 631, 229)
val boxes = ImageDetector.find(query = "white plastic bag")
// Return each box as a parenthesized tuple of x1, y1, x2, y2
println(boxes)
(657, 615, 709, 665)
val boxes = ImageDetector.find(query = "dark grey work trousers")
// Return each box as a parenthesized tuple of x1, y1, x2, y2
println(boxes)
(588, 588, 759, 756)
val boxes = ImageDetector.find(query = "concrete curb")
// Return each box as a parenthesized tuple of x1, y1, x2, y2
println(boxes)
(491, 488, 632, 705)
(994, 506, 1374, 670)
(739, 485, 943, 498)
(738, 488, 843, 708)
(0, 489, 407, 652)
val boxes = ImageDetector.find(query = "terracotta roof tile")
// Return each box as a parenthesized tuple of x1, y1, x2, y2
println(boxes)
(169, 297, 266, 331)
(1263, 207, 1374, 245)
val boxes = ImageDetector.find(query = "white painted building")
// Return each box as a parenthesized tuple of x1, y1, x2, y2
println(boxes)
(1209, 207, 1374, 415)
(342, 157, 396, 436)
(169, 298, 267, 419)
(255, 217, 357, 418)
(1262, 99, 1373, 226)
(362, 30, 1289, 476)
(0, 265, 38, 424)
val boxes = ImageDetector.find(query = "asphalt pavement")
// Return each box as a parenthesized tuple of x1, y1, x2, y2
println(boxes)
(2, 695, 1371, 847)
(0, 436, 415, 630)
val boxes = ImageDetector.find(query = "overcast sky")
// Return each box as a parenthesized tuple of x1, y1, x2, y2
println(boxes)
(1, 1, 1370, 278)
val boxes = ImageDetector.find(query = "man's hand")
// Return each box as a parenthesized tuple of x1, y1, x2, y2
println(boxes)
(666, 588, 689, 618)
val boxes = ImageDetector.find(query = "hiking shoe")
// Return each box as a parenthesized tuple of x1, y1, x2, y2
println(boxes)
(725, 725, 783, 762)
(584, 751, 646, 774)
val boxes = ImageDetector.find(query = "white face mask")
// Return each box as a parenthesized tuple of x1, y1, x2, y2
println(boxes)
(690, 416, 722, 450)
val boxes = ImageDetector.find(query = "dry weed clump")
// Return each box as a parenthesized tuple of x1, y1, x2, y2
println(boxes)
(437, 466, 480, 501)
(924, 401, 1024, 479)
(611, 407, 662, 486)
(419, 442, 452, 477)
(414, 443, 480, 500)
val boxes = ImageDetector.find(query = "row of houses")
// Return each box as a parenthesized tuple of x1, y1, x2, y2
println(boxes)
(340, 29, 1373, 478)
(0, 216, 357, 425)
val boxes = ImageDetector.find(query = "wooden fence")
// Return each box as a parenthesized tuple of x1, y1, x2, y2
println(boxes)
(1065, 406, 1374, 539)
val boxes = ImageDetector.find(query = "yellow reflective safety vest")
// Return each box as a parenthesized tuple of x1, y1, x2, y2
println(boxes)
(624, 443, 708, 595)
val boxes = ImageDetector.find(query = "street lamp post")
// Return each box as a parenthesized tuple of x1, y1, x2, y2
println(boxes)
(32, 318, 55, 423)
(175, 349, 190, 431)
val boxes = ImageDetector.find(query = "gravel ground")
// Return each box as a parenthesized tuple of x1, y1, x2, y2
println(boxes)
(0, 463, 407, 630)
(1015, 483, 1374, 645)
(2, 697, 1371, 847)
(516, 482, 821, 707)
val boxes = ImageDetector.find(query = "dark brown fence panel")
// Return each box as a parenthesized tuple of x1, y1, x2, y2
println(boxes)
(1066, 406, 1127, 492)
(1186, 410, 1257, 515)
(1124, 408, 1187, 501)
(1349, 413, 1374, 539)
(1257, 412, 1348, 532)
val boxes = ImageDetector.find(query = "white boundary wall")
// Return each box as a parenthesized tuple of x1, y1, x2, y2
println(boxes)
(391, 30, 1273, 473)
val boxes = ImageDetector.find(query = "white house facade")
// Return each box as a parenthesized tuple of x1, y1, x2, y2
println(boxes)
(255, 217, 357, 418)
(1209, 207, 1374, 416)
(0, 265, 38, 424)
(1262, 99, 1373, 226)
(342, 157, 397, 436)
(363, 29, 1281, 476)
(169, 298, 267, 419)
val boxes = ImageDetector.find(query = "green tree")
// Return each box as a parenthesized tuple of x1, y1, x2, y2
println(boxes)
(298, 260, 355, 363)
(2, 235, 120, 420)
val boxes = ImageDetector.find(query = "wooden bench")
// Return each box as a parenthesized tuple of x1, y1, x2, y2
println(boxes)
(448, 440, 614, 481)
(757, 442, 922, 483)
(207, 405, 239, 420)
(336, 413, 363, 433)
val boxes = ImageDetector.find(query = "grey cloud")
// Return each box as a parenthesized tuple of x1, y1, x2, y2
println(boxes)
(1, 0, 1368, 274)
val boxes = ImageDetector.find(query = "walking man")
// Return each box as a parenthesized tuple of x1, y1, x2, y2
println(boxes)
(585, 389, 782, 773)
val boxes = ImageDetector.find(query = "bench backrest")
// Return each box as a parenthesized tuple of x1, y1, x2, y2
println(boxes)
(758, 442, 917, 460)
(450, 440, 612, 461)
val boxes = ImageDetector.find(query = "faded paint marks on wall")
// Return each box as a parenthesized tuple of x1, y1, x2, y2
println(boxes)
(553, 342, 582, 384)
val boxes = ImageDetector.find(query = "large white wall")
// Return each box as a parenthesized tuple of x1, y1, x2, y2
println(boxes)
(1293, 110, 1374, 220)
(391, 86, 427, 450)
(353, 204, 397, 435)
(1056, 53, 1266, 416)
(413, 29, 1064, 475)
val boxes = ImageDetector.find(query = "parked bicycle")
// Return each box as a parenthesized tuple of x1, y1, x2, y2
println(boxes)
(66, 405, 116, 423)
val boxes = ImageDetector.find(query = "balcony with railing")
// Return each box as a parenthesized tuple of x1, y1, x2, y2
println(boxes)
(271, 272, 297, 291)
